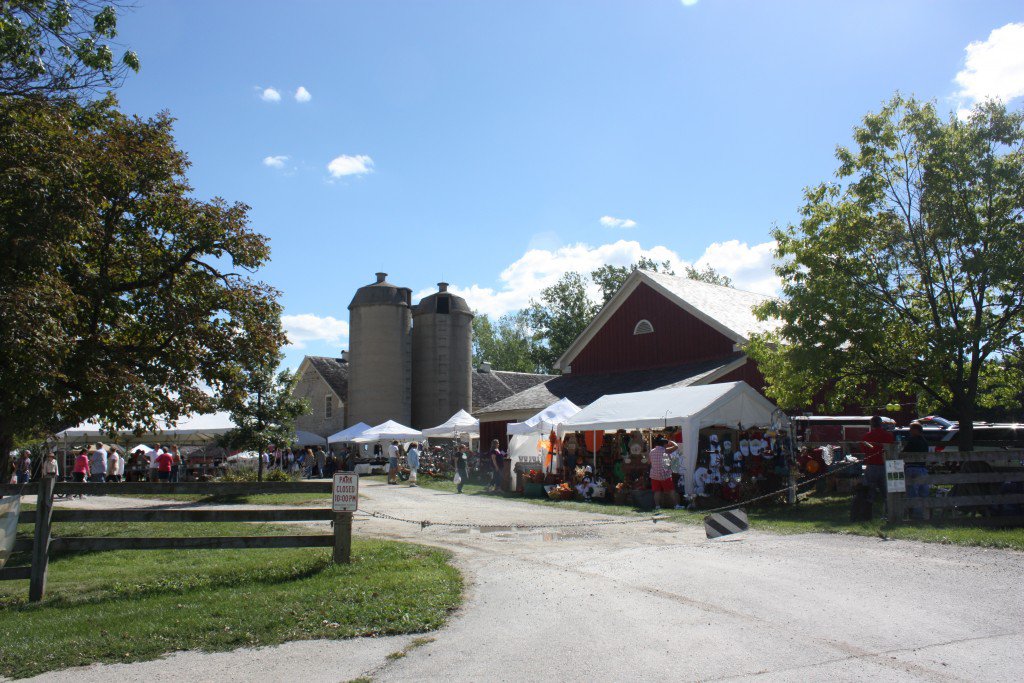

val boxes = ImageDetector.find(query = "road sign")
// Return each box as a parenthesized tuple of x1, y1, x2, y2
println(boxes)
(332, 473, 359, 512)
(704, 508, 749, 539)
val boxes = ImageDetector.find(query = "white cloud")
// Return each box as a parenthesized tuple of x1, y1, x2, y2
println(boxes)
(282, 314, 349, 350)
(262, 155, 288, 169)
(599, 215, 638, 229)
(294, 86, 312, 103)
(327, 154, 374, 178)
(429, 238, 780, 317)
(260, 87, 282, 103)
(694, 239, 780, 295)
(680, 0, 699, 6)
(954, 22, 1024, 113)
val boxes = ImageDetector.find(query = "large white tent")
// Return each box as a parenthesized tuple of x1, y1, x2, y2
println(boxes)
(558, 381, 784, 497)
(327, 422, 372, 444)
(293, 430, 328, 447)
(56, 412, 236, 446)
(507, 398, 581, 435)
(352, 420, 423, 443)
(421, 410, 479, 439)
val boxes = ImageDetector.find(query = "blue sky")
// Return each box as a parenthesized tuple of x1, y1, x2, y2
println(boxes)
(113, 0, 1024, 368)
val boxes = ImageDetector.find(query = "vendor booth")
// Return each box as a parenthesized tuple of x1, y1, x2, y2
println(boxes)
(352, 420, 422, 443)
(505, 398, 582, 491)
(558, 381, 787, 501)
(421, 410, 479, 440)
(327, 422, 371, 445)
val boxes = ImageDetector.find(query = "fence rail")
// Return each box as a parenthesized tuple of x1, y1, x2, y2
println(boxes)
(886, 447, 1024, 525)
(0, 478, 348, 602)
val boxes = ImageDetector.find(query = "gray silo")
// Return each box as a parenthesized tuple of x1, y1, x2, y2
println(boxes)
(412, 282, 474, 429)
(347, 272, 413, 427)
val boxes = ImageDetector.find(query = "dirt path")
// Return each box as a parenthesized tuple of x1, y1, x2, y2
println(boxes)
(20, 480, 1024, 682)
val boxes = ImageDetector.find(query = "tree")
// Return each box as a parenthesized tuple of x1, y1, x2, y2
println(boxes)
(747, 96, 1024, 450)
(684, 265, 733, 288)
(527, 272, 599, 373)
(591, 257, 675, 306)
(1, 1, 139, 99)
(472, 311, 540, 373)
(0, 97, 286, 474)
(221, 366, 308, 482)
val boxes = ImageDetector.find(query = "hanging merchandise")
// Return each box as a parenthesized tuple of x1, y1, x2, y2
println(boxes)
(628, 430, 646, 464)
(563, 434, 579, 456)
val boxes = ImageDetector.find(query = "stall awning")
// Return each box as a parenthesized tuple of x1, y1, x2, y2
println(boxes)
(56, 412, 237, 446)
(507, 398, 581, 435)
(352, 420, 423, 443)
(558, 382, 778, 434)
(327, 422, 371, 444)
(293, 430, 328, 447)
(421, 410, 479, 438)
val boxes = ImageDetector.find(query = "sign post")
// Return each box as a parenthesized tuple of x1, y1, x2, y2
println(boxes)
(332, 473, 358, 564)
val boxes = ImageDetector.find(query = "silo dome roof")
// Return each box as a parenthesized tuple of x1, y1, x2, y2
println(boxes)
(414, 282, 473, 316)
(349, 272, 412, 309)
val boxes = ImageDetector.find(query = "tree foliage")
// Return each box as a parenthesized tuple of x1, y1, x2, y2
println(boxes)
(472, 311, 540, 373)
(0, 97, 286, 471)
(590, 257, 675, 306)
(221, 366, 308, 481)
(684, 264, 732, 287)
(748, 96, 1024, 447)
(527, 272, 599, 373)
(1, 1, 139, 99)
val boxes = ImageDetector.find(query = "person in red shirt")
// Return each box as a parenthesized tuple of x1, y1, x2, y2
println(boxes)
(72, 448, 90, 483)
(860, 415, 895, 512)
(155, 449, 174, 482)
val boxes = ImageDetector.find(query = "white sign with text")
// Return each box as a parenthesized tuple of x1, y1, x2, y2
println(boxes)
(332, 473, 359, 511)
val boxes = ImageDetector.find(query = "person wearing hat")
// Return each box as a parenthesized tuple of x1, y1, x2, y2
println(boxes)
(42, 451, 60, 478)
(648, 436, 678, 510)
(15, 450, 32, 485)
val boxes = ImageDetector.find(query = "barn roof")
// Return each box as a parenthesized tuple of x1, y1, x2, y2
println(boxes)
(555, 269, 780, 372)
(472, 367, 555, 412)
(305, 356, 349, 398)
(476, 354, 745, 418)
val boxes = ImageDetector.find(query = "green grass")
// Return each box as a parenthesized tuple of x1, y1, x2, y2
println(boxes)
(120, 492, 332, 505)
(0, 521, 462, 679)
(457, 486, 1024, 551)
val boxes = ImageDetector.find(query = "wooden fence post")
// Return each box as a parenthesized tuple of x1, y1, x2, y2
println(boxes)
(29, 476, 55, 602)
(333, 511, 352, 564)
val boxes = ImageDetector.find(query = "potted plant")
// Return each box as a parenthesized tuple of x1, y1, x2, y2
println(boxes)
(523, 469, 546, 498)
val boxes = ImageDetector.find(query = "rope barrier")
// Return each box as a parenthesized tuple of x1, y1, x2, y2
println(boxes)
(353, 459, 866, 532)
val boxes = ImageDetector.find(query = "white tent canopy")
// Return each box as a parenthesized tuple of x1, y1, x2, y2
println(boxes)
(352, 420, 422, 443)
(507, 398, 582, 435)
(56, 412, 236, 446)
(293, 430, 328, 447)
(558, 382, 784, 497)
(327, 422, 372, 444)
(421, 410, 479, 438)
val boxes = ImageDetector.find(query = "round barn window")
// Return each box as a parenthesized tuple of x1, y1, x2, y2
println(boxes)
(633, 319, 654, 335)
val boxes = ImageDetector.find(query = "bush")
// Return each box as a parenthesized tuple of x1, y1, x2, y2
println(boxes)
(219, 468, 296, 483)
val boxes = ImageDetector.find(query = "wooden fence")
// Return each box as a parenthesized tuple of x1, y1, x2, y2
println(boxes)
(885, 448, 1024, 525)
(0, 478, 346, 602)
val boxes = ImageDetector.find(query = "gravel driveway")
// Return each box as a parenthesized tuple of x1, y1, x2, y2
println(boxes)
(19, 479, 1024, 682)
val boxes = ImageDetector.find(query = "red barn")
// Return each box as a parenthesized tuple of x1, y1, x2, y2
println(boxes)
(476, 269, 781, 447)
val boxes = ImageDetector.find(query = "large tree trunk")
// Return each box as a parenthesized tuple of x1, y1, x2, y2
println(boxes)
(0, 428, 13, 484)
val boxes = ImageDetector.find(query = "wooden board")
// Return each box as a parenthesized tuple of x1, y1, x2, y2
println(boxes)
(0, 481, 333, 495)
(49, 535, 334, 552)
(19, 508, 334, 524)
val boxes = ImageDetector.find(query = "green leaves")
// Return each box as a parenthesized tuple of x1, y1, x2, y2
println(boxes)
(749, 95, 1024, 437)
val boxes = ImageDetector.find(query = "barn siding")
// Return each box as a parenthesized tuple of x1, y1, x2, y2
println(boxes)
(714, 359, 768, 395)
(569, 283, 737, 375)
(479, 420, 513, 451)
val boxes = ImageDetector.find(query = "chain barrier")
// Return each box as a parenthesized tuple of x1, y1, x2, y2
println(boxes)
(354, 459, 866, 532)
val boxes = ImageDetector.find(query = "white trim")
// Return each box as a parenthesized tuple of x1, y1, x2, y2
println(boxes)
(633, 319, 654, 335)
(689, 355, 748, 386)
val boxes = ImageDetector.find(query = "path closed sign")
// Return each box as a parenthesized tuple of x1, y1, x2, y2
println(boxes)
(333, 473, 359, 511)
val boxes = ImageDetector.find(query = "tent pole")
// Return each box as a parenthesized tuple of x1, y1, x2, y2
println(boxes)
(592, 431, 596, 472)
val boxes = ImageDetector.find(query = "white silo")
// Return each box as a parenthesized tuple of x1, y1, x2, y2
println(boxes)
(347, 272, 412, 427)
(412, 282, 474, 429)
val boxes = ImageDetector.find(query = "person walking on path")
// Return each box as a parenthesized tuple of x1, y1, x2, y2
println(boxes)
(860, 415, 895, 515)
(107, 449, 121, 483)
(15, 450, 32, 484)
(42, 451, 60, 478)
(89, 443, 108, 483)
(406, 442, 420, 486)
(455, 443, 470, 494)
(148, 444, 163, 482)
(73, 448, 90, 482)
(316, 446, 327, 479)
(487, 439, 505, 493)
(169, 445, 182, 483)
(387, 440, 400, 485)
(155, 448, 174, 482)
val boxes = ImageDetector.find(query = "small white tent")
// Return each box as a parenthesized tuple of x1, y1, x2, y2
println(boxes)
(293, 430, 328, 447)
(506, 398, 582, 435)
(327, 422, 371, 444)
(352, 420, 423, 443)
(421, 410, 479, 439)
(558, 382, 784, 497)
